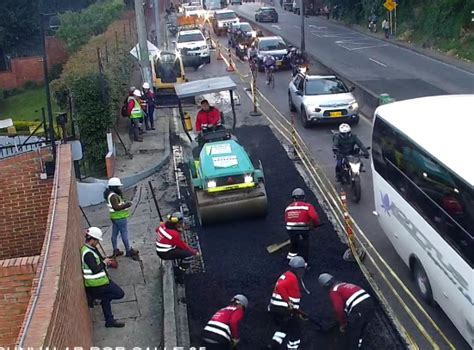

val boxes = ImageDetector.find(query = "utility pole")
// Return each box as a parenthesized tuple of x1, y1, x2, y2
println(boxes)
(153, 0, 160, 48)
(300, 0, 305, 52)
(134, 0, 153, 86)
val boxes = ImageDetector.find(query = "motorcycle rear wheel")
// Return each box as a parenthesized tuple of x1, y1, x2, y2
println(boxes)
(351, 176, 361, 203)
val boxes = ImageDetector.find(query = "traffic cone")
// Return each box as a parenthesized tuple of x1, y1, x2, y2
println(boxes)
(216, 43, 223, 60)
(226, 48, 235, 72)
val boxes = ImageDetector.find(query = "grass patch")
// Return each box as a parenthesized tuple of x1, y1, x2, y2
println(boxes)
(0, 87, 60, 122)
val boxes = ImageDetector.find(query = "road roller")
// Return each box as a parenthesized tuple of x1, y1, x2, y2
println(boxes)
(174, 76, 268, 225)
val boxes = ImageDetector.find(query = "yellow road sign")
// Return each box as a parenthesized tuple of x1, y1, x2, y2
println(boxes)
(384, 0, 396, 11)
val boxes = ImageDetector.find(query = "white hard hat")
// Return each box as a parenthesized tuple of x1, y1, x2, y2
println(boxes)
(133, 89, 142, 97)
(108, 177, 123, 187)
(86, 227, 103, 241)
(289, 256, 306, 269)
(142, 82, 150, 89)
(339, 123, 351, 134)
(318, 273, 335, 288)
(292, 188, 305, 199)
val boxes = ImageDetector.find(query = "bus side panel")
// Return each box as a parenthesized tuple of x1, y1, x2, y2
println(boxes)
(373, 171, 474, 346)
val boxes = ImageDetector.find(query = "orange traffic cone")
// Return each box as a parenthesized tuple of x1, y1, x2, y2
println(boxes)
(226, 48, 235, 72)
(216, 43, 223, 60)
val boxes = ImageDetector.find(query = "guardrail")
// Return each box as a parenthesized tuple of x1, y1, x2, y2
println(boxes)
(0, 139, 48, 159)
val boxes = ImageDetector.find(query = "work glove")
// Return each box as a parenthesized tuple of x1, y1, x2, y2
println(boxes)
(231, 338, 240, 347)
(339, 324, 347, 333)
(287, 300, 295, 310)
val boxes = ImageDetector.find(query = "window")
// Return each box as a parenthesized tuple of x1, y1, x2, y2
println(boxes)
(215, 12, 236, 20)
(177, 33, 204, 43)
(305, 78, 348, 95)
(259, 39, 286, 51)
(373, 117, 473, 266)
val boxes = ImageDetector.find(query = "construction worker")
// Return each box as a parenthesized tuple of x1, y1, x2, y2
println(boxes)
(127, 89, 144, 142)
(195, 99, 221, 134)
(268, 256, 306, 349)
(318, 273, 375, 349)
(103, 177, 139, 259)
(285, 188, 320, 268)
(141, 82, 156, 130)
(155, 211, 200, 272)
(81, 227, 125, 328)
(202, 294, 248, 349)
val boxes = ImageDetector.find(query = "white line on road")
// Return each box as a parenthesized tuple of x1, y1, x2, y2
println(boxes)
(348, 44, 390, 51)
(293, 25, 299, 29)
(308, 24, 327, 29)
(271, 24, 281, 30)
(369, 57, 387, 67)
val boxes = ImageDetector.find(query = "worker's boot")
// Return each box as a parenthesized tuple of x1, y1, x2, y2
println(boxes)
(112, 249, 124, 257)
(126, 248, 140, 260)
(105, 320, 125, 328)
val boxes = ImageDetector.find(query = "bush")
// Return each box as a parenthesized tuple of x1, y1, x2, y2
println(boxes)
(23, 80, 39, 90)
(57, 0, 125, 53)
(49, 63, 64, 82)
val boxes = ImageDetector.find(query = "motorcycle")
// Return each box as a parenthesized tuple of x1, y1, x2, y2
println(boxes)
(336, 147, 370, 203)
(368, 20, 377, 33)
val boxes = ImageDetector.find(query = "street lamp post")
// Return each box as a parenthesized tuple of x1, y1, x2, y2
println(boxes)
(39, 13, 57, 162)
(300, 0, 305, 52)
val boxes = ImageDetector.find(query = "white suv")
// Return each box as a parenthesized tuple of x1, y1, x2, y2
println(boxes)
(175, 29, 211, 64)
(212, 9, 239, 36)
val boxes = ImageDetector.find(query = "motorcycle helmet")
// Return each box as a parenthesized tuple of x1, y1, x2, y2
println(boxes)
(296, 49, 302, 56)
(339, 123, 351, 139)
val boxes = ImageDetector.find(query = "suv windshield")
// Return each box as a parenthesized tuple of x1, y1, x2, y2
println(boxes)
(305, 78, 349, 95)
(178, 33, 204, 43)
(215, 12, 237, 20)
(238, 23, 252, 32)
(259, 39, 286, 51)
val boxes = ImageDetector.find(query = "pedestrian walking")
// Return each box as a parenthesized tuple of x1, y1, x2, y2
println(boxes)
(81, 227, 125, 328)
(318, 273, 375, 349)
(382, 18, 390, 38)
(268, 256, 306, 349)
(155, 212, 200, 281)
(202, 294, 248, 349)
(127, 89, 145, 142)
(104, 177, 139, 259)
(142, 82, 156, 130)
(284, 188, 320, 268)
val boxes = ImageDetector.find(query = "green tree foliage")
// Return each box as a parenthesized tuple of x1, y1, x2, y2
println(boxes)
(56, 0, 125, 53)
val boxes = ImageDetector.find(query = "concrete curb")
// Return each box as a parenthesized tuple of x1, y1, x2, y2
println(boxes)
(162, 260, 178, 348)
(236, 12, 381, 120)
(77, 116, 171, 207)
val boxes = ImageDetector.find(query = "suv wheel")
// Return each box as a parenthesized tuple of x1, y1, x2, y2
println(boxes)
(288, 92, 296, 112)
(301, 107, 310, 128)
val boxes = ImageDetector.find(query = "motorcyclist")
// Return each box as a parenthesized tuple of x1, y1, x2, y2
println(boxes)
(263, 53, 276, 85)
(332, 123, 369, 182)
(291, 49, 306, 76)
(368, 13, 378, 32)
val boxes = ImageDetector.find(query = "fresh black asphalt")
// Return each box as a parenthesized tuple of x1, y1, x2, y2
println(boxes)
(184, 125, 404, 349)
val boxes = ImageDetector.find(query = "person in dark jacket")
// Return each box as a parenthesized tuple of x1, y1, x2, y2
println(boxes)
(142, 82, 156, 130)
(332, 123, 369, 182)
(81, 227, 125, 328)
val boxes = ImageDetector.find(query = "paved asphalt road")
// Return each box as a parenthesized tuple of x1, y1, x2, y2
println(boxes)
(206, 18, 472, 349)
(233, 2, 474, 100)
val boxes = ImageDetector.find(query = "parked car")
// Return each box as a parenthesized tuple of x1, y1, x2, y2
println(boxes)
(254, 36, 290, 71)
(230, 0, 242, 4)
(254, 7, 278, 23)
(212, 9, 239, 36)
(288, 72, 359, 128)
(175, 29, 211, 64)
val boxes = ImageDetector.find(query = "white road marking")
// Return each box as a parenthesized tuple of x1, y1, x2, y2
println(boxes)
(308, 24, 327, 29)
(348, 44, 390, 51)
(369, 57, 387, 67)
(271, 24, 281, 30)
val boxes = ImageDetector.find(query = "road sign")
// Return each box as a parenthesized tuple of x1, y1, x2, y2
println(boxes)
(384, 0, 397, 11)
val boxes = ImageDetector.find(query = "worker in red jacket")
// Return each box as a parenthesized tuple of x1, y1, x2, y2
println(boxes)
(155, 212, 199, 272)
(285, 188, 320, 268)
(195, 99, 221, 133)
(318, 273, 374, 349)
(202, 294, 248, 349)
(268, 256, 306, 349)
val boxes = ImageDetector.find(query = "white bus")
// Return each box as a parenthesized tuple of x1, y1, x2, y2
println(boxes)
(371, 95, 474, 346)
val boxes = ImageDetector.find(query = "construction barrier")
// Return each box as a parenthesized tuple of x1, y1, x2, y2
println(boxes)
(249, 74, 261, 117)
(226, 48, 235, 72)
(216, 42, 223, 60)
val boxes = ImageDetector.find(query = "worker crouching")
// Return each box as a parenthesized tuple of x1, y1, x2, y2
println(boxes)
(81, 227, 125, 328)
(201, 294, 248, 350)
(155, 212, 200, 276)
(318, 273, 375, 349)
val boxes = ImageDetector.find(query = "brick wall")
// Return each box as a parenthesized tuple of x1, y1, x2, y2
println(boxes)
(0, 37, 68, 90)
(0, 149, 54, 260)
(18, 144, 92, 348)
(0, 256, 39, 348)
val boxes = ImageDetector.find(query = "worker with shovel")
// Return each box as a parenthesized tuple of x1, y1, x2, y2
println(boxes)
(268, 256, 308, 349)
(318, 273, 375, 349)
(81, 227, 125, 328)
(104, 177, 139, 260)
(284, 188, 320, 269)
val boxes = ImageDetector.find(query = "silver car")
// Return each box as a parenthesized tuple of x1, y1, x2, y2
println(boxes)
(288, 73, 360, 128)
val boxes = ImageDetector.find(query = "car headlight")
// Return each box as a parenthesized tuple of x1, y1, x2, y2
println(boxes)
(348, 100, 359, 110)
(306, 105, 320, 113)
(244, 175, 253, 184)
(207, 180, 217, 188)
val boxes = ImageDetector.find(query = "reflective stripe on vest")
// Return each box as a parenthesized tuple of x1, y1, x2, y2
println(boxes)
(204, 320, 231, 341)
(286, 222, 310, 231)
(81, 245, 109, 287)
(107, 192, 129, 220)
(344, 289, 370, 314)
(130, 97, 143, 119)
(270, 293, 300, 309)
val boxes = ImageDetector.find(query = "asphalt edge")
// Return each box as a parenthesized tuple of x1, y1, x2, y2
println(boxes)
(237, 13, 413, 350)
(162, 260, 178, 347)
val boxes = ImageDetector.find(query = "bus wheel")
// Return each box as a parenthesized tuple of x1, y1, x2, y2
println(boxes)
(412, 259, 434, 305)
